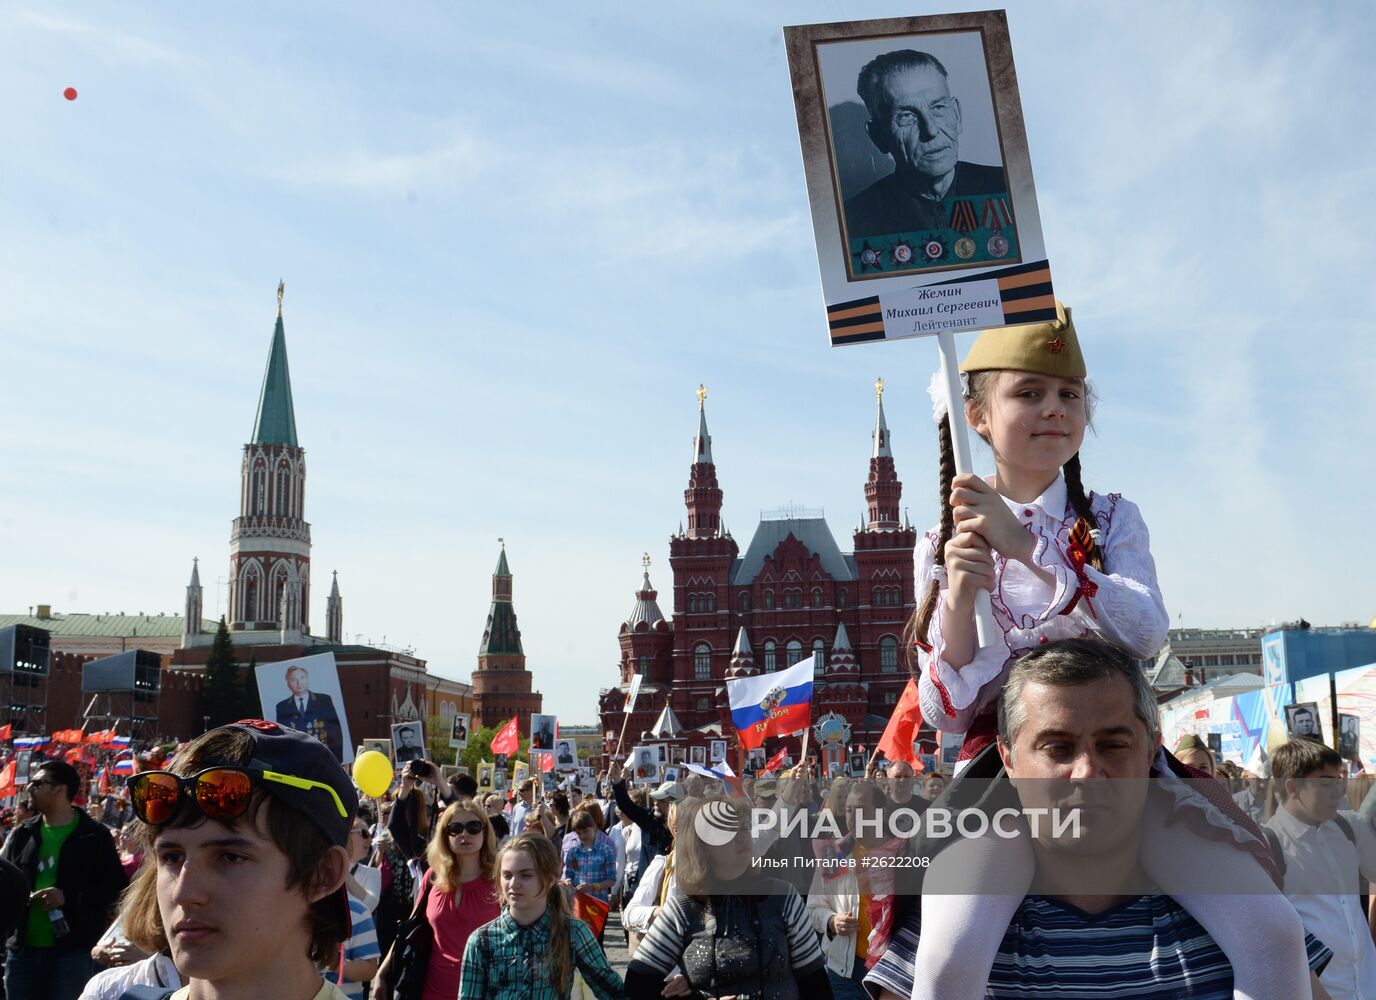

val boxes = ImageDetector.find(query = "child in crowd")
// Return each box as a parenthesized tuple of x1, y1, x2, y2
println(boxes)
(459, 833, 622, 1000)
(909, 305, 1307, 1000)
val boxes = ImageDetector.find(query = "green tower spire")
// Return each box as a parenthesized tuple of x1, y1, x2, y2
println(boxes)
(251, 280, 299, 447)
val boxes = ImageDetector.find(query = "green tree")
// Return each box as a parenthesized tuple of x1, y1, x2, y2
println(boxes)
(202, 618, 244, 730)
(242, 652, 262, 720)
(459, 725, 529, 775)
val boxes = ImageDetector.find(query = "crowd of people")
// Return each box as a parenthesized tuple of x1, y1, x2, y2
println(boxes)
(0, 310, 1372, 999)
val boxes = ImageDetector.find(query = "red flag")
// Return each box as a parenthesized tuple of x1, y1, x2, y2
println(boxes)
(0, 761, 14, 799)
(572, 892, 609, 938)
(877, 678, 924, 766)
(533, 750, 555, 773)
(490, 717, 519, 756)
(762, 746, 789, 774)
(0, 725, 11, 741)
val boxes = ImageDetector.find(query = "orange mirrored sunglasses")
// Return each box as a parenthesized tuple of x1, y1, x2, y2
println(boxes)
(129, 767, 346, 825)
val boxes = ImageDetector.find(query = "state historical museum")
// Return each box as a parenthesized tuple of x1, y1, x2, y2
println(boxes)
(599, 383, 917, 757)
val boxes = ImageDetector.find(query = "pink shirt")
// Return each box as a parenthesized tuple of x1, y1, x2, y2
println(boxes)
(421, 874, 500, 1000)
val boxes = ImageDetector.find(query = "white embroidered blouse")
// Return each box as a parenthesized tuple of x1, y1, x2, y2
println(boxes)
(916, 472, 1170, 735)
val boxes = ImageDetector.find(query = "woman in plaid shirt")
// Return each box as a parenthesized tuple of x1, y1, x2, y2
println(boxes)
(459, 833, 622, 1000)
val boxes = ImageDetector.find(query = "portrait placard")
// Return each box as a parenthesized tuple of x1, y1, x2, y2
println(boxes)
(1339, 714, 1360, 761)
(554, 738, 579, 772)
(710, 740, 728, 763)
(449, 713, 471, 750)
(256, 653, 354, 763)
(477, 762, 494, 793)
(629, 746, 661, 785)
(689, 746, 707, 766)
(1285, 702, 1322, 742)
(530, 714, 557, 752)
(390, 721, 426, 764)
(784, 11, 1054, 345)
(362, 738, 392, 761)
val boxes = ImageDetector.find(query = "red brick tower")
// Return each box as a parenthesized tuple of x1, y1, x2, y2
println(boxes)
(668, 386, 739, 726)
(472, 542, 543, 730)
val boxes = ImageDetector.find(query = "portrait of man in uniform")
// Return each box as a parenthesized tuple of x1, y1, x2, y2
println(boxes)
(273, 664, 343, 760)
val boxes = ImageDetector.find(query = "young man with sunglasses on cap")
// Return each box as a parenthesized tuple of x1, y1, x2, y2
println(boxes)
(121, 719, 360, 1000)
(2, 759, 128, 1000)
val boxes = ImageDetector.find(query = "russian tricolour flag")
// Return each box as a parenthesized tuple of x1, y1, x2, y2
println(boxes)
(13, 737, 47, 750)
(727, 656, 814, 751)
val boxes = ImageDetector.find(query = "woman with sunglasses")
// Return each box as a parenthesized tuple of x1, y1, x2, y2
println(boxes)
(373, 799, 499, 1000)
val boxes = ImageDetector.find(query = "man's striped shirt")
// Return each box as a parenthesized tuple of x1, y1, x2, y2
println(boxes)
(864, 894, 1331, 999)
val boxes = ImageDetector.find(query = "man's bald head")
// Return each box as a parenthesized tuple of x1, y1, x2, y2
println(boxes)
(886, 759, 916, 804)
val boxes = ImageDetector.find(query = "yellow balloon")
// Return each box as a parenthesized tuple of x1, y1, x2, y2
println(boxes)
(352, 750, 394, 798)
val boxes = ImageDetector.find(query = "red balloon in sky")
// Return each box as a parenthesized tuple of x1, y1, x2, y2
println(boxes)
(63, 87, 77, 101)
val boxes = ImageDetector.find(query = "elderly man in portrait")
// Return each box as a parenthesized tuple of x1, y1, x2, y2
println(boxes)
(273, 664, 343, 759)
(865, 638, 1333, 1000)
(843, 49, 1008, 241)
(393, 724, 425, 763)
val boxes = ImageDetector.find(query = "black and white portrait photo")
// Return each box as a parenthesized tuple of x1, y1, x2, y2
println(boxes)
(449, 712, 470, 750)
(1339, 714, 1361, 761)
(555, 738, 578, 771)
(1285, 702, 1322, 742)
(530, 714, 557, 752)
(820, 36, 1013, 272)
(391, 721, 426, 763)
(689, 746, 707, 766)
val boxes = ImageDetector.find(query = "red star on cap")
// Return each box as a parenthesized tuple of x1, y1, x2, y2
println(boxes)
(1047, 337, 1065, 354)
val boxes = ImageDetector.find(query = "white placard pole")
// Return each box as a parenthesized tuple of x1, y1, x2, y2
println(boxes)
(936, 329, 999, 648)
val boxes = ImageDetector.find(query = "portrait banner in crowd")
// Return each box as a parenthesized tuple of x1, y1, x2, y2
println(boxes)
(554, 738, 579, 771)
(629, 746, 661, 784)
(449, 713, 471, 750)
(513, 759, 530, 788)
(477, 762, 494, 793)
(530, 713, 557, 752)
(361, 738, 392, 761)
(1284, 702, 1322, 742)
(784, 11, 1054, 345)
(255, 653, 353, 763)
(709, 740, 728, 764)
(391, 721, 426, 763)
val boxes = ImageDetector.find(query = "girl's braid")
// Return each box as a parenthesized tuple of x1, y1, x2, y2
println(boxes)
(1063, 451, 1104, 571)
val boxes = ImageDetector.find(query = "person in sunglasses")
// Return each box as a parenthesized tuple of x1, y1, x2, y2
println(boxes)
(373, 799, 499, 1000)
(122, 719, 359, 1000)
(2, 759, 128, 1000)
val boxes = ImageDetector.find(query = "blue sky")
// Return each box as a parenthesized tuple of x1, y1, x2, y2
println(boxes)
(2, 2, 1373, 725)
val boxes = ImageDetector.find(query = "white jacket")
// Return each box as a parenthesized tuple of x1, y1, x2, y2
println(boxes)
(805, 863, 861, 978)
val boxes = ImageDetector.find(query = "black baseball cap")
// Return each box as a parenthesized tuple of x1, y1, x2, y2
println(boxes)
(225, 720, 358, 938)
(228, 719, 358, 849)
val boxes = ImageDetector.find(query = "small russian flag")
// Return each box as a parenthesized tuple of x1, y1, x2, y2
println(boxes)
(112, 758, 135, 776)
(107, 736, 131, 749)
(726, 657, 815, 751)
(13, 737, 47, 750)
